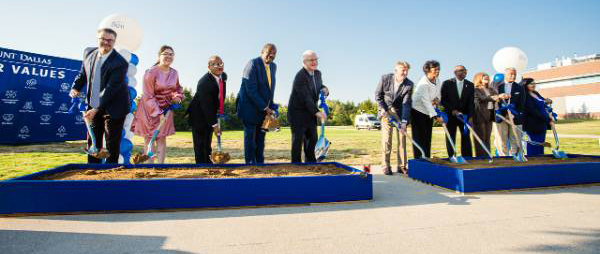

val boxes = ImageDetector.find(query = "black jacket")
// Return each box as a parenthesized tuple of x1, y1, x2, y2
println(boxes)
(374, 73, 413, 122)
(523, 91, 551, 134)
(287, 68, 326, 127)
(498, 81, 526, 125)
(71, 47, 130, 119)
(441, 78, 475, 119)
(187, 72, 227, 128)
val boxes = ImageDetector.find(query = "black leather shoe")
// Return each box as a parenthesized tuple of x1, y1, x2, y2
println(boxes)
(383, 167, 393, 175)
(396, 167, 408, 175)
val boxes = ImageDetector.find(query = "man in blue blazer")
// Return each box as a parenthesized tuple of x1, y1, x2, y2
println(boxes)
(69, 28, 130, 163)
(495, 67, 526, 156)
(236, 44, 277, 163)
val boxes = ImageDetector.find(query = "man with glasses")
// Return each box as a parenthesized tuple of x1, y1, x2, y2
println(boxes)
(375, 61, 413, 175)
(287, 50, 329, 163)
(440, 65, 475, 158)
(69, 28, 130, 163)
(187, 56, 227, 163)
(236, 44, 278, 164)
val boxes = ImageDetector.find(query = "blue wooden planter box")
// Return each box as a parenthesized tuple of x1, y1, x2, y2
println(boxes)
(0, 162, 372, 215)
(408, 154, 600, 193)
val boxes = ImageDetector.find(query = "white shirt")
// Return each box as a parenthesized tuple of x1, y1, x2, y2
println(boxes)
(412, 75, 441, 118)
(504, 81, 513, 104)
(456, 79, 464, 99)
(394, 78, 403, 95)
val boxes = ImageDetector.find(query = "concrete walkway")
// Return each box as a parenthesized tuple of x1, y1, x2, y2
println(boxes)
(1, 168, 599, 254)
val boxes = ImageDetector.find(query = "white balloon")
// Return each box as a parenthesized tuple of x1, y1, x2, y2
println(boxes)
(126, 130, 134, 140)
(98, 14, 143, 52)
(493, 47, 528, 73)
(127, 63, 137, 77)
(128, 76, 137, 88)
(123, 113, 134, 130)
(118, 49, 132, 62)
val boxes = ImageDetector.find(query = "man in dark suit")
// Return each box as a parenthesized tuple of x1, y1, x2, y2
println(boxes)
(287, 50, 329, 163)
(440, 65, 475, 158)
(495, 67, 526, 156)
(375, 61, 413, 175)
(69, 28, 130, 163)
(187, 56, 226, 164)
(236, 44, 277, 164)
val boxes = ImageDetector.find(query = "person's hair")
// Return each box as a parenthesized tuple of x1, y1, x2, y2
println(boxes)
(423, 60, 440, 74)
(505, 67, 516, 73)
(262, 43, 276, 53)
(153, 45, 174, 66)
(395, 61, 410, 69)
(208, 55, 221, 65)
(473, 72, 490, 88)
(302, 50, 317, 61)
(521, 77, 535, 86)
(97, 28, 117, 38)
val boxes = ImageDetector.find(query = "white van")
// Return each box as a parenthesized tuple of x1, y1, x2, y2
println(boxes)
(354, 114, 381, 130)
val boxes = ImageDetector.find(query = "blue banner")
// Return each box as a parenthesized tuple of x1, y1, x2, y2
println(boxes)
(0, 47, 85, 144)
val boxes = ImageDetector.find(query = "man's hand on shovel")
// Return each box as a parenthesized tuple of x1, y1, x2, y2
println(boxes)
(84, 108, 98, 122)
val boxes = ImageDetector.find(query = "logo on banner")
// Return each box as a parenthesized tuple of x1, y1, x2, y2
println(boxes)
(40, 114, 51, 125)
(55, 103, 68, 113)
(40, 93, 54, 106)
(2, 90, 18, 104)
(25, 78, 38, 90)
(2, 114, 14, 125)
(75, 114, 84, 125)
(60, 83, 70, 93)
(18, 126, 30, 139)
(56, 125, 67, 137)
(19, 101, 35, 113)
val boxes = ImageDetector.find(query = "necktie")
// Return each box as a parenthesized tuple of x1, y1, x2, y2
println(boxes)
(219, 77, 224, 115)
(90, 54, 102, 108)
(265, 64, 272, 89)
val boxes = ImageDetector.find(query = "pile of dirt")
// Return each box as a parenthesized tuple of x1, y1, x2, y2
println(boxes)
(36, 164, 352, 180)
(431, 156, 600, 169)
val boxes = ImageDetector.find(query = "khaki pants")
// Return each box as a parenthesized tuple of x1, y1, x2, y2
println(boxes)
(493, 121, 522, 156)
(381, 117, 407, 169)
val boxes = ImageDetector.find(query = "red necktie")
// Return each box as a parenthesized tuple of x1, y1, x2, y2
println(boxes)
(219, 78, 224, 115)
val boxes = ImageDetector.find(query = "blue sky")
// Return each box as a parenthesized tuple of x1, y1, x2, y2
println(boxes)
(1, 0, 599, 103)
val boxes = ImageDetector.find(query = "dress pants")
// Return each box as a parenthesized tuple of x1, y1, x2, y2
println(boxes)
(290, 123, 318, 163)
(493, 121, 522, 156)
(243, 121, 266, 164)
(411, 109, 433, 158)
(526, 131, 546, 155)
(87, 111, 125, 163)
(191, 124, 213, 164)
(381, 117, 407, 169)
(473, 117, 493, 157)
(444, 115, 473, 158)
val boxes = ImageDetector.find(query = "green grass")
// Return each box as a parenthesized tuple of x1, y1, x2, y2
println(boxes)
(1, 120, 600, 180)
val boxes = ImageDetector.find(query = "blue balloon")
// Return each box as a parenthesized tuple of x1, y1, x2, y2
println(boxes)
(493, 73, 504, 83)
(120, 138, 133, 153)
(130, 53, 139, 66)
(130, 101, 137, 113)
(128, 87, 137, 101)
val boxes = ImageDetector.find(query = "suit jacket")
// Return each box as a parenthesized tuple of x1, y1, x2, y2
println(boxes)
(441, 78, 475, 119)
(374, 74, 413, 122)
(236, 57, 276, 124)
(187, 72, 227, 128)
(71, 47, 130, 119)
(287, 68, 327, 127)
(473, 87, 498, 123)
(497, 81, 526, 125)
(523, 91, 551, 134)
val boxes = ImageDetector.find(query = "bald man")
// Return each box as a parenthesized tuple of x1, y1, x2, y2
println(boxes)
(440, 65, 475, 158)
(186, 56, 227, 164)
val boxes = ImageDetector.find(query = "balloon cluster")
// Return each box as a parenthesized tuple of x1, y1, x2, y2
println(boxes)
(99, 13, 143, 164)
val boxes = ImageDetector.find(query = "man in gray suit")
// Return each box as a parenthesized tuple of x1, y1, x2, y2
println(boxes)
(375, 61, 413, 175)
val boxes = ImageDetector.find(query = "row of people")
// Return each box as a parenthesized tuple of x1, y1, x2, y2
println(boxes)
(376, 61, 553, 175)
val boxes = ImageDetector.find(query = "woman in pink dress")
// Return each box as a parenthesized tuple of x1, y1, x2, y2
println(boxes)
(132, 45, 183, 163)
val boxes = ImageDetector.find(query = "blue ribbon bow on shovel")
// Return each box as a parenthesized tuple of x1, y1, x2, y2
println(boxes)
(315, 91, 331, 162)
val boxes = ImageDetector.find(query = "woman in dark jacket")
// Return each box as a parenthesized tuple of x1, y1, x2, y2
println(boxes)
(472, 72, 506, 157)
(522, 78, 552, 155)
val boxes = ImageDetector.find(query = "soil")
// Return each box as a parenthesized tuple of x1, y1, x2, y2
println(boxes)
(36, 164, 352, 180)
(210, 151, 231, 164)
(430, 156, 600, 169)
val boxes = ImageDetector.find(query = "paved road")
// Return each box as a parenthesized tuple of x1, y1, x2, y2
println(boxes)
(1, 167, 599, 254)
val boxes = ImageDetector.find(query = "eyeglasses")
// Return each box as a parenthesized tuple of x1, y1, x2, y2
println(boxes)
(97, 37, 115, 43)
(305, 58, 318, 62)
(161, 53, 175, 57)
(210, 63, 224, 68)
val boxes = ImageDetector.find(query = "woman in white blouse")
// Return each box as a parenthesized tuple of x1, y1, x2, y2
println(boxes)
(411, 60, 444, 158)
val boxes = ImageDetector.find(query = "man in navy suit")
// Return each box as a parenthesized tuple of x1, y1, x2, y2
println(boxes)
(69, 28, 130, 163)
(440, 65, 475, 158)
(236, 44, 277, 163)
(494, 67, 526, 156)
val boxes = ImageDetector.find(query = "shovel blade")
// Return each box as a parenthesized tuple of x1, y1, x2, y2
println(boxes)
(456, 156, 468, 164)
(552, 149, 568, 159)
